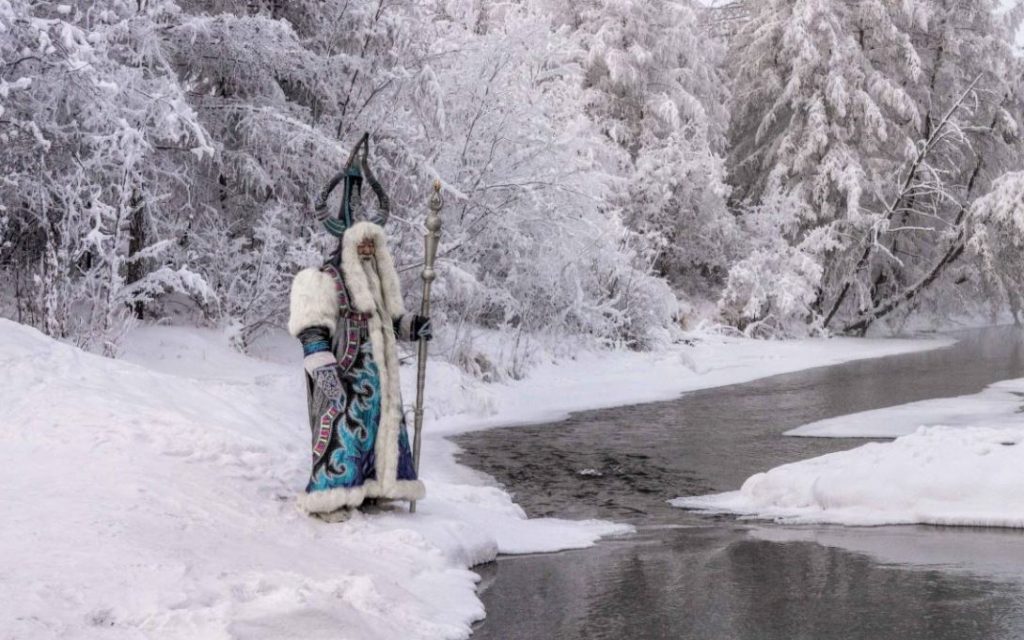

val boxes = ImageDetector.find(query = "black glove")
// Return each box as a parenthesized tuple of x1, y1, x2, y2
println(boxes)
(411, 315, 433, 341)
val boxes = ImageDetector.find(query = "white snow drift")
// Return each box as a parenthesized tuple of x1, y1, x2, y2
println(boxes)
(0, 321, 622, 640)
(674, 426, 1024, 528)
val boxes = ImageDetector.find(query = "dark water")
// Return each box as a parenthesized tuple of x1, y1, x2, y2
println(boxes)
(455, 327, 1024, 640)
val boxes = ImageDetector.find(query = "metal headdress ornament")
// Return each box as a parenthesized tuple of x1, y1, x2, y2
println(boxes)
(314, 132, 391, 237)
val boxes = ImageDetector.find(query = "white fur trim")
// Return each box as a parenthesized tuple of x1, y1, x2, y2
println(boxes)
(297, 479, 425, 514)
(288, 268, 338, 337)
(298, 481, 376, 513)
(339, 222, 415, 499)
(364, 284, 406, 497)
(302, 351, 336, 374)
(340, 222, 406, 317)
(397, 314, 414, 341)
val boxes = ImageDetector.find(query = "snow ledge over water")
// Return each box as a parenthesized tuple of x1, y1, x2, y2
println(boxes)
(674, 426, 1024, 529)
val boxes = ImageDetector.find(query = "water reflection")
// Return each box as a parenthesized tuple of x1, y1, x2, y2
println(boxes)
(457, 327, 1024, 639)
(474, 526, 1024, 640)
(459, 326, 1024, 524)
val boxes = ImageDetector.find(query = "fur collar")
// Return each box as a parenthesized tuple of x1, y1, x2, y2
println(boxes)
(340, 222, 406, 317)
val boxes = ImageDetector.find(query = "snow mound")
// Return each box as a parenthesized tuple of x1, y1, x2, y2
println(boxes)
(0, 320, 627, 640)
(672, 425, 1024, 528)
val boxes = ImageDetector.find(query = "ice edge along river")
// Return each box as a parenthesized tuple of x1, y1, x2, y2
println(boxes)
(675, 332, 1024, 529)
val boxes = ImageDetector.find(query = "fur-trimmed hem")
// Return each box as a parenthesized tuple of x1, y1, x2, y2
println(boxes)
(297, 479, 425, 513)
(288, 268, 338, 337)
(380, 479, 426, 501)
(297, 481, 377, 513)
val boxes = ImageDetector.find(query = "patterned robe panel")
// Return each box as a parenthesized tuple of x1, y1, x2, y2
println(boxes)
(304, 265, 418, 500)
(305, 339, 378, 493)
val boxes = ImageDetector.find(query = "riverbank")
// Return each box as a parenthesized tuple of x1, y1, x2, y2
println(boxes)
(458, 326, 1024, 640)
(675, 328, 1024, 528)
(675, 424, 1024, 527)
(0, 320, 951, 639)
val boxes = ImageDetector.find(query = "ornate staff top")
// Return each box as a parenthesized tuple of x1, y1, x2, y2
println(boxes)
(422, 181, 443, 285)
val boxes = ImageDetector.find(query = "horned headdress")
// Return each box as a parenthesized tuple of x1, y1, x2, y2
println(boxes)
(314, 132, 390, 236)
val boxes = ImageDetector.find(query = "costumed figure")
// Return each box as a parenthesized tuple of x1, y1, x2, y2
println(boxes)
(289, 134, 432, 515)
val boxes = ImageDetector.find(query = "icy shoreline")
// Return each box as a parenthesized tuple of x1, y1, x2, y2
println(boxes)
(0, 320, 951, 639)
(674, 354, 1024, 529)
(672, 425, 1024, 528)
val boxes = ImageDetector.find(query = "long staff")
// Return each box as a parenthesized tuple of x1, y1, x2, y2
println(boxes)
(410, 181, 442, 513)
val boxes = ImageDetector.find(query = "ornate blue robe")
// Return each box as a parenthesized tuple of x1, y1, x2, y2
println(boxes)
(289, 222, 424, 513)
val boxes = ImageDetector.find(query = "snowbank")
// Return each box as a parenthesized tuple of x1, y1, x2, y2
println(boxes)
(786, 377, 1024, 438)
(673, 425, 1024, 528)
(0, 320, 949, 638)
(677, 370, 1024, 529)
(424, 331, 956, 436)
(0, 321, 621, 640)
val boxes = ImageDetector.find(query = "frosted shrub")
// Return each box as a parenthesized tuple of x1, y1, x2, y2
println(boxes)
(719, 247, 823, 338)
(570, 0, 737, 296)
(0, 1, 213, 354)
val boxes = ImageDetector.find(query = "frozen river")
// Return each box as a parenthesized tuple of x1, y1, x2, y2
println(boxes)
(456, 326, 1024, 639)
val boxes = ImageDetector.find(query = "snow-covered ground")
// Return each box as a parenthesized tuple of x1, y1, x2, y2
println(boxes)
(675, 375, 1024, 529)
(0, 320, 949, 639)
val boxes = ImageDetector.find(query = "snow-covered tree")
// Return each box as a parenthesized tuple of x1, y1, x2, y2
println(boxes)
(550, 0, 736, 299)
(1, 0, 681, 369)
(721, 0, 1024, 335)
(837, 0, 1024, 333)
(391, 2, 679, 363)
(967, 172, 1024, 322)
(0, 1, 213, 354)
(143, 0, 418, 342)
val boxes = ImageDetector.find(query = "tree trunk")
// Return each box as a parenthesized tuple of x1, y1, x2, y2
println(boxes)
(822, 73, 982, 329)
(126, 189, 147, 320)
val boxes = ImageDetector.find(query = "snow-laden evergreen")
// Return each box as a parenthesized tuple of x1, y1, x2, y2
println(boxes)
(3, 0, 1024, 356)
(0, 0, 676, 366)
(551, 0, 737, 298)
(721, 0, 1024, 336)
